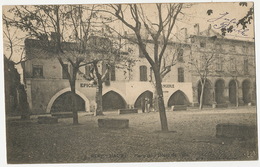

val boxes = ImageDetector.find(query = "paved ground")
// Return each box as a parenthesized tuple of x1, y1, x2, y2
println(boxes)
(6, 107, 258, 163)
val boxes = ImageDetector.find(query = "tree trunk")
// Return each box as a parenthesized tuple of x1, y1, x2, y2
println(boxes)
(70, 80, 79, 125)
(199, 81, 205, 110)
(93, 62, 103, 116)
(153, 89, 159, 112)
(95, 82, 103, 116)
(154, 68, 168, 132)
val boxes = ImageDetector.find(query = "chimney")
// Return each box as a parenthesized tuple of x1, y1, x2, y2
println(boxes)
(194, 24, 200, 36)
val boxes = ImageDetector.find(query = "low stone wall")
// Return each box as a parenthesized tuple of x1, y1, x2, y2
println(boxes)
(216, 103, 228, 108)
(216, 123, 257, 139)
(38, 116, 58, 124)
(98, 118, 129, 129)
(118, 108, 138, 114)
(171, 105, 187, 111)
(51, 112, 73, 118)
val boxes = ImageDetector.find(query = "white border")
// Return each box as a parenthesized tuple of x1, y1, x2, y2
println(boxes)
(0, 0, 259, 167)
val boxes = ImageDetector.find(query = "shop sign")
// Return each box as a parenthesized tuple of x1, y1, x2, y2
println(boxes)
(80, 83, 96, 88)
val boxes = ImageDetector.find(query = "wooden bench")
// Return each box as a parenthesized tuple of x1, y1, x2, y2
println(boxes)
(51, 112, 73, 118)
(118, 108, 138, 114)
(38, 116, 58, 124)
(216, 123, 257, 139)
(98, 118, 129, 129)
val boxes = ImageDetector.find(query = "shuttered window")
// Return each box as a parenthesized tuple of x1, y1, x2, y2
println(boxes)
(140, 66, 147, 81)
(178, 67, 184, 82)
(110, 65, 116, 81)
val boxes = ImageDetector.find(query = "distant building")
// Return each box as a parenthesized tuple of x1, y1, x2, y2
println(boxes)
(23, 25, 255, 114)
(190, 24, 256, 107)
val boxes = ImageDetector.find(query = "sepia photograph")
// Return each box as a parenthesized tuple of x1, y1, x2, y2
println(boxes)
(1, 0, 259, 166)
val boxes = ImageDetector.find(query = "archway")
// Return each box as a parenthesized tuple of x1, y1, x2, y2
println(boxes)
(102, 91, 126, 111)
(134, 91, 153, 109)
(168, 90, 189, 107)
(229, 80, 237, 105)
(51, 92, 85, 113)
(197, 79, 212, 105)
(215, 79, 225, 104)
(46, 88, 90, 113)
(242, 80, 251, 104)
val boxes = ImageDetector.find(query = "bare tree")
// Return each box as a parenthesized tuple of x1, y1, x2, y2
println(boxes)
(103, 3, 183, 131)
(4, 4, 119, 123)
(188, 47, 217, 110)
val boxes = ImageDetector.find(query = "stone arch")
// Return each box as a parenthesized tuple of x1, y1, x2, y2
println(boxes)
(46, 87, 90, 113)
(229, 79, 238, 105)
(102, 91, 126, 111)
(215, 79, 225, 104)
(242, 79, 251, 104)
(167, 90, 190, 107)
(103, 88, 127, 103)
(134, 90, 153, 109)
(197, 79, 212, 105)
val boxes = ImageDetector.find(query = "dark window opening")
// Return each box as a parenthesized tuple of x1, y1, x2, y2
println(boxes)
(140, 66, 147, 81)
(177, 49, 184, 62)
(178, 67, 184, 82)
(32, 65, 43, 78)
(200, 42, 206, 48)
(110, 65, 116, 81)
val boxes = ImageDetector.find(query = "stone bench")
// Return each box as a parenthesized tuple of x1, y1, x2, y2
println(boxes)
(216, 123, 257, 139)
(171, 105, 187, 111)
(118, 108, 138, 114)
(51, 112, 73, 118)
(38, 116, 58, 124)
(98, 118, 129, 129)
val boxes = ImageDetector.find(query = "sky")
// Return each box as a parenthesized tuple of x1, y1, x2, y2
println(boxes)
(2, 1, 255, 63)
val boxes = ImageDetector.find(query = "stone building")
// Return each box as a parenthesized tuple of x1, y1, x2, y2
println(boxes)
(23, 26, 255, 114)
(190, 25, 256, 107)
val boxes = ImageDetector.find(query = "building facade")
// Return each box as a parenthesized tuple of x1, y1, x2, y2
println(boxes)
(23, 26, 255, 114)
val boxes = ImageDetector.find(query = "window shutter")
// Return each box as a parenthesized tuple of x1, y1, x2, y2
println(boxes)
(140, 66, 147, 81)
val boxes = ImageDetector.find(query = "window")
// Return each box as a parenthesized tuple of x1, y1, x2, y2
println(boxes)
(102, 63, 110, 85)
(244, 59, 249, 74)
(230, 45, 236, 52)
(200, 55, 206, 70)
(200, 42, 206, 48)
(178, 68, 184, 82)
(62, 64, 69, 79)
(230, 57, 236, 72)
(85, 65, 91, 77)
(110, 65, 116, 81)
(140, 66, 147, 81)
(216, 55, 223, 72)
(32, 65, 43, 78)
(177, 48, 184, 62)
(139, 44, 146, 58)
(243, 46, 248, 53)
